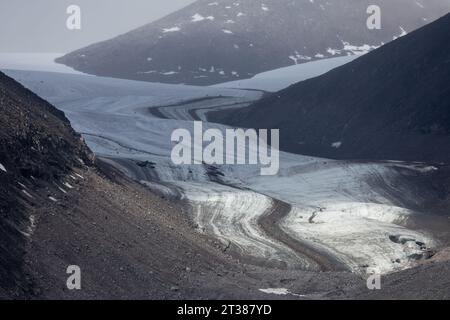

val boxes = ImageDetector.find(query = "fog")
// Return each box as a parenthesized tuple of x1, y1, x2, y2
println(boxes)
(0, 0, 196, 53)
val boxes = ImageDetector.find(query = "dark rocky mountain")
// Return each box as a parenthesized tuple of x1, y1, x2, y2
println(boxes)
(56, 0, 450, 85)
(214, 13, 450, 164)
(0, 71, 263, 299)
(0, 71, 92, 297)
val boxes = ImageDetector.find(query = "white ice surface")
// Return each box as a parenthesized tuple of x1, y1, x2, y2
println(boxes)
(4, 67, 437, 275)
(259, 288, 305, 297)
(213, 55, 358, 92)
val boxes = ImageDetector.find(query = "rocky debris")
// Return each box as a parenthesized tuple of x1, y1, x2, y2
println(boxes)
(0, 71, 92, 298)
(136, 160, 156, 169)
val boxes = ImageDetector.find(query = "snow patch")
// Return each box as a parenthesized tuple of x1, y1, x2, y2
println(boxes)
(21, 214, 36, 238)
(342, 42, 379, 55)
(192, 13, 205, 22)
(327, 48, 341, 56)
(289, 52, 312, 65)
(137, 70, 157, 74)
(22, 190, 33, 199)
(161, 71, 178, 75)
(259, 288, 306, 297)
(191, 14, 215, 22)
(393, 26, 408, 40)
(58, 187, 68, 194)
(259, 288, 289, 295)
(162, 27, 181, 33)
(0, 162, 6, 172)
(63, 182, 74, 189)
(331, 141, 342, 149)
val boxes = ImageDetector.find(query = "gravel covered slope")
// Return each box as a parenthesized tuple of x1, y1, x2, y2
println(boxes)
(0, 71, 92, 297)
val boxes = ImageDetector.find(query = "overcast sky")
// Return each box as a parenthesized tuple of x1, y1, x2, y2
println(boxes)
(0, 0, 197, 53)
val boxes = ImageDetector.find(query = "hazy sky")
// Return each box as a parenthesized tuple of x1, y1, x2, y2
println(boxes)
(0, 0, 197, 53)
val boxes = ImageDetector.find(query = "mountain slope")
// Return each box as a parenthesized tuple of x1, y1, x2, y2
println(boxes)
(55, 0, 450, 85)
(215, 13, 450, 163)
(0, 71, 267, 299)
(0, 71, 92, 297)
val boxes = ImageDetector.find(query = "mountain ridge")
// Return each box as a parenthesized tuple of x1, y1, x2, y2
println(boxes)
(56, 0, 450, 85)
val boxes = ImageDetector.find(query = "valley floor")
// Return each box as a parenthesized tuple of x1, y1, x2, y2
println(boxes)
(10, 161, 365, 299)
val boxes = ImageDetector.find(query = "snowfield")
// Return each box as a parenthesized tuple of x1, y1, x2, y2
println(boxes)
(246, 160, 436, 274)
(2, 63, 440, 275)
(213, 55, 358, 92)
